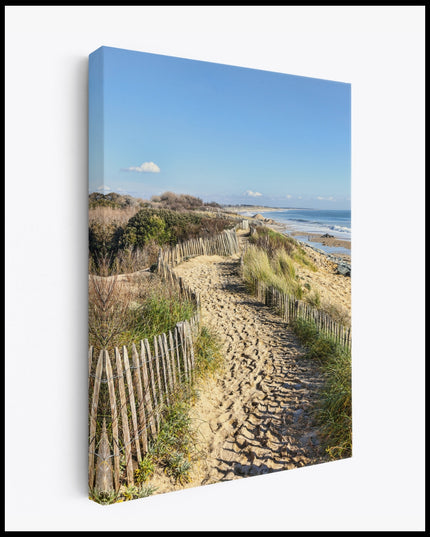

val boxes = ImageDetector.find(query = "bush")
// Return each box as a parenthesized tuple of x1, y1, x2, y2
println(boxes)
(122, 208, 233, 251)
(122, 212, 170, 248)
(134, 455, 155, 484)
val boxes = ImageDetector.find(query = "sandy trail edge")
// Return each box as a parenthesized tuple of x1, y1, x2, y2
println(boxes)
(149, 250, 329, 495)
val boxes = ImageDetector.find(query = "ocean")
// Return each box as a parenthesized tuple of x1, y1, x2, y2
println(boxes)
(239, 208, 351, 255)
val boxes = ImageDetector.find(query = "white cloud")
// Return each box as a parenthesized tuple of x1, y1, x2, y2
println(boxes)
(124, 161, 160, 173)
(286, 194, 292, 199)
(96, 184, 112, 193)
(245, 190, 263, 197)
(317, 196, 335, 201)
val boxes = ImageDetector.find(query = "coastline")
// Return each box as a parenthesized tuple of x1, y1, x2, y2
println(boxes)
(290, 232, 351, 255)
(236, 212, 351, 262)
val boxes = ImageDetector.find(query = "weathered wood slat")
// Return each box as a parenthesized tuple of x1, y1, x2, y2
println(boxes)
(174, 327, 182, 383)
(95, 418, 113, 492)
(123, 346, 143, 460)
(131, 343, 151, 452)
(177, 322, 188, 382)
(153, 336, 163, 408)
(88, 346, 93, 378)
(162, 332, 174, 393)
(168, 330, 177, 386)
(138, 341, 156, 437)
(114, 348, 134, 485)
(105, 350, 120, 491)
(185, 321, 195, 380)
(158, 335, 170, 406)
(144, 338, 159, 430)
(88, 350, 103, 490)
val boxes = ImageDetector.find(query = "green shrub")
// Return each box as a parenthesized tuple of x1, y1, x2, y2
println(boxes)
(165, 452, 192, 485)
(150, 400, 195, 463)
(122, 211, 171, 248)
(89, 488, 119, 505)
(134, 454, 155, 484)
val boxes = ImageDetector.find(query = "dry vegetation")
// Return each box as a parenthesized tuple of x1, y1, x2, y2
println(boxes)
(89, 192, 235, 275)
(242, 225, 352, 460)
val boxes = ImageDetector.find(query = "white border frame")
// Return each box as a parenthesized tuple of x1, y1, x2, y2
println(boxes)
(5, 6, 425, 531)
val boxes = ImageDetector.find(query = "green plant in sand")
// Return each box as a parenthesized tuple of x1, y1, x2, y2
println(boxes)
(292, 317, 352, 460)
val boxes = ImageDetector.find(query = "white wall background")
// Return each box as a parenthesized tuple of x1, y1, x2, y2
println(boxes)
(5, 6, 425, 531)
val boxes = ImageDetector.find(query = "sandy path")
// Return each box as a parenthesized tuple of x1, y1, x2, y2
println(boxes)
(166, 251, 329, 489)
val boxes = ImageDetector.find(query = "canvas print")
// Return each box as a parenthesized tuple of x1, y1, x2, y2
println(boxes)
(88, 46, 351, 505)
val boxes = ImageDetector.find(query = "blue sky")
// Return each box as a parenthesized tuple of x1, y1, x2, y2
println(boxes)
(89, 46, 350, 209)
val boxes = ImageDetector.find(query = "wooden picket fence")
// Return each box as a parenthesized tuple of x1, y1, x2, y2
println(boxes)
(88, 227, 248, 492)
(251, 277, 351, 350)
(157, 228, 240, 267)
(88, 314, 200, 492)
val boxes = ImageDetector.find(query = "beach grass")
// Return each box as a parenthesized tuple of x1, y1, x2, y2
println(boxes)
(88, 273, 196, 351)
(134, 324, 223, 492)
(242, 244, 304, 299)
(292, 317, 352, 460)
(249, 226, 317, 272)
(242, 225, 351, 460)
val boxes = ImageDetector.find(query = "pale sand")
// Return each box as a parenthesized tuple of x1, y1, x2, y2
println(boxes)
(111, 231, 351, 496)
(265, 224, 351, 320)
(290, 231, 351, 252)
(146, 252, 340, 495)
(292, 245, 351, 323)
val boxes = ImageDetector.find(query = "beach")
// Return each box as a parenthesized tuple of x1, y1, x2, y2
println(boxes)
(225, 206, 351, 261)
(133, 226, 351, 495)
(89, 218, 351, 499)
(289, 232, 351, 259)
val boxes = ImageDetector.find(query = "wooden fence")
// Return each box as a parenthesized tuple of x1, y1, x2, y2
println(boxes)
(157, 228, 240, 267)
(88, 314, 200, 492)
(251, 278, 351, 350)
(89, 227, 242, 493)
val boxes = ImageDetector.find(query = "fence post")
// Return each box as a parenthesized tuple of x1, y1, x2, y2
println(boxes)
(168, 330, 177, 386)
(132, 343, 153, 448)
(157, 335, 170, 406)
(144, 339, 160, 431)
(114, 348, 134, 486)
(123, 346, 144, 460)
(174, 326, 182, 383)
(162, 332, 174, 393)
(88, 350, 103, 490)
(95, 419, 114, 493)
(105, 350, 120, 491)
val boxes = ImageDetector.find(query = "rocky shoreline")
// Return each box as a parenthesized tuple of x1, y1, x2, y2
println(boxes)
(248, 216, 351, 277)
(298, 242, 351, 277)
(223, 209, 351, 277)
